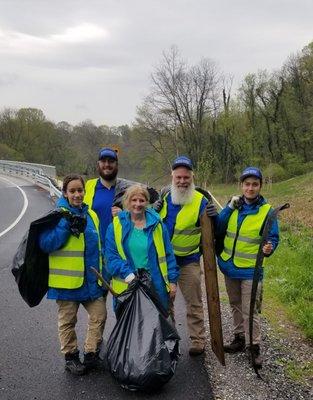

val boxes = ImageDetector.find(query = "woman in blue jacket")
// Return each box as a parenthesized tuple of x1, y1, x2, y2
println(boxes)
(39, 174, 107, 375)
(105, 184, 179, 312)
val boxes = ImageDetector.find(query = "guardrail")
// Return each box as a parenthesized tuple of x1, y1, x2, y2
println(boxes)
(0, 160, 61, 198)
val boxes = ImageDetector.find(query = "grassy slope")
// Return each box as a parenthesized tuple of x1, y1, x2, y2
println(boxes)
(208, 172, 313, 381)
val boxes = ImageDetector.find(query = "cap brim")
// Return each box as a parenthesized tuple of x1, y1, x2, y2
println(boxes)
(99, 156, 117, 161)
(240, 174, 261, 181)
(172, 163, 193, 170)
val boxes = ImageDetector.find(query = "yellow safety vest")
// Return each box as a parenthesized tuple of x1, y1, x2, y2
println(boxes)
(48, 208, 102, 289)
(111, 216, 170, 295)
(84, 178, 98, 209)
(159, 191, 204, 256)
(220, 203, 271, 268)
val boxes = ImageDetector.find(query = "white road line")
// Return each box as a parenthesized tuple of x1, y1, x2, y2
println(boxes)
(0, 175, 29, 238)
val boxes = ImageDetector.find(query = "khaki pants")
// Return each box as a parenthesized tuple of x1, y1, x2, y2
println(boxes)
(224, 276, 262, 345)
(173, 262, 205, 347)
(56, 296, 107, 355)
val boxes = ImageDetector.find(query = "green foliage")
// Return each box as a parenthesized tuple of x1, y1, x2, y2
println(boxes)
(0, 143, 24, 161)
(263, 163, 288, 182)
(281, 153, 307, 176)
(266, 228, 313, 339)
(2, 41, 313, 186)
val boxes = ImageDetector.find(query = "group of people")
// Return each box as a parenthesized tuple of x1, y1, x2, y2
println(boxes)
(38, 147, 279, 376)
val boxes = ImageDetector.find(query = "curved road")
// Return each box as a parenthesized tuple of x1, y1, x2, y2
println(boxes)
(0, 174, 213, 400)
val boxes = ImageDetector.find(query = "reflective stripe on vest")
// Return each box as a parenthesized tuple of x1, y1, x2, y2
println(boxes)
(84, 178, 98, 209)
(48, 208, 102, 289)
(160, 191, 203, 256)
(220, 203, 271, 268)
(111, 216, 170, 295)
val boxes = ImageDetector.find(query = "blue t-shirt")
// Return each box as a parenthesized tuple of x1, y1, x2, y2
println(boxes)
(162, 193, 208, 267)
(91, 180, 115, 243)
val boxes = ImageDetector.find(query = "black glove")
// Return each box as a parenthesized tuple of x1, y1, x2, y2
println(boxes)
(147, 187, 159, 203)
(69, 214, 87, 237)
(206, 202, 218, 217)
(153, 199, 163, 213)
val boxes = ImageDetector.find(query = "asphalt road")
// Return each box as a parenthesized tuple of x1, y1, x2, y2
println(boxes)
(0, 174, 213, 400)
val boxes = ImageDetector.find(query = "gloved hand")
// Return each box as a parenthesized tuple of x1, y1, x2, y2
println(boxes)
(228, 196, 241, 210)
(153, 199, 163, 213)
(206, 202, 218, 217)
(125, 273, 136, 283)
(69, 214, 87, 237)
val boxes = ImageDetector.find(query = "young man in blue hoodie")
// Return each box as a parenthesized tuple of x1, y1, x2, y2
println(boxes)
(216, 167, 279, 368)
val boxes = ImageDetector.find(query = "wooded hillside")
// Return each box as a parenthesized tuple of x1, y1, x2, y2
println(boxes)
(1, 42, 313, 184)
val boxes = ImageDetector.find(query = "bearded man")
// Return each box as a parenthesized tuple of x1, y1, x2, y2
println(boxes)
(85, 147, 123, 243)
(85, 147, 158, 243)
(156, 156, 218, 355)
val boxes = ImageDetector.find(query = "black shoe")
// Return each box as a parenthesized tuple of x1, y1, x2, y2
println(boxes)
(224, 334, 245, 353)
(247, 344, 263, 369)
(83, 352, 102, 370)
(65, 351, 86, 375)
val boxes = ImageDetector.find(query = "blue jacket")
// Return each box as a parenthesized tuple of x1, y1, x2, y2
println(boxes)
(105, 208, 179, 310)
(216, 196, 279, 280)
(38, 197, 105, 301)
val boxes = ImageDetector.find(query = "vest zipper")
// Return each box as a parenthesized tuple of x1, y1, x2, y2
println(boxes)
(231, 215, 245, 258)
(231, 226, 240, 258)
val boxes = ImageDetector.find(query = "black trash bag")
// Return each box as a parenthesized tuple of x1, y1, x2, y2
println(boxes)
(11, 209, 67, 307)
(113, 178, 158, 209)
(107, 272, 180, 392)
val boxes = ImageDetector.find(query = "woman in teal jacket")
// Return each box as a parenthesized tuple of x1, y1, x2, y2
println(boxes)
(105, 185, 179, 312)
(39, 174, 107, 375)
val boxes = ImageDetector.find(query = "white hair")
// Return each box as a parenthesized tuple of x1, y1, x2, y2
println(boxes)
(171, 181, 195, 205)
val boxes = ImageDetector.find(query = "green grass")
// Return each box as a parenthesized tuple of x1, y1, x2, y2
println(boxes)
(285, 360, 313, 384)
(265, 226, 313, 340)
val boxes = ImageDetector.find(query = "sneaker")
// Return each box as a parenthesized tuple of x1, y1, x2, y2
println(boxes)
(65, 352, 86, 375)
(83, 352, 102, 370)
(223, 333, 245, 353)
(246, 344, 263, 369)
(189, 344, 205, 356)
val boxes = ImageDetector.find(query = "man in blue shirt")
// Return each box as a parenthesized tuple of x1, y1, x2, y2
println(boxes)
(157, 156, 217, 356)
(84, 147, 135, 368)
(85, 147, 158, 243)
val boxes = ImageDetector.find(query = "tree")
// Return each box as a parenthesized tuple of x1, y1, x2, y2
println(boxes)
(136, 46, 222, 169)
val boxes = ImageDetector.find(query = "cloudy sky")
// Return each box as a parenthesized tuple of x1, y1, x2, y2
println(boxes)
(0, 0, 312, 126)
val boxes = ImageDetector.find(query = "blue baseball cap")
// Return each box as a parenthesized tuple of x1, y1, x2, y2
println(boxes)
(172, 156, 193, 171)
(240, 167, 262, 182)
(98, 147, 118, 161)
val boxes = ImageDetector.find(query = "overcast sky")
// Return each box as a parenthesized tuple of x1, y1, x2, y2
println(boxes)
(0, 0, 312, 126)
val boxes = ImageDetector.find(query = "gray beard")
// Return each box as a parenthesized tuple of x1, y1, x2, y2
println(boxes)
(171, 182, 195, 205)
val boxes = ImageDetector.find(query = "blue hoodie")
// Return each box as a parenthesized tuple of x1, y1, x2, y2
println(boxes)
(38, 197, 105, 301)
(216, 196, 279, 280)
(105, 208, 179, 310)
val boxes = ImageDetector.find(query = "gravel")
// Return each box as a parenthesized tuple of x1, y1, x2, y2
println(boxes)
(203, 296, 313, 400)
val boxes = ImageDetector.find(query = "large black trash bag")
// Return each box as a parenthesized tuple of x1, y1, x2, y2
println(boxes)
(107, 272, 180, 392)
(11, 209, 66, 307)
